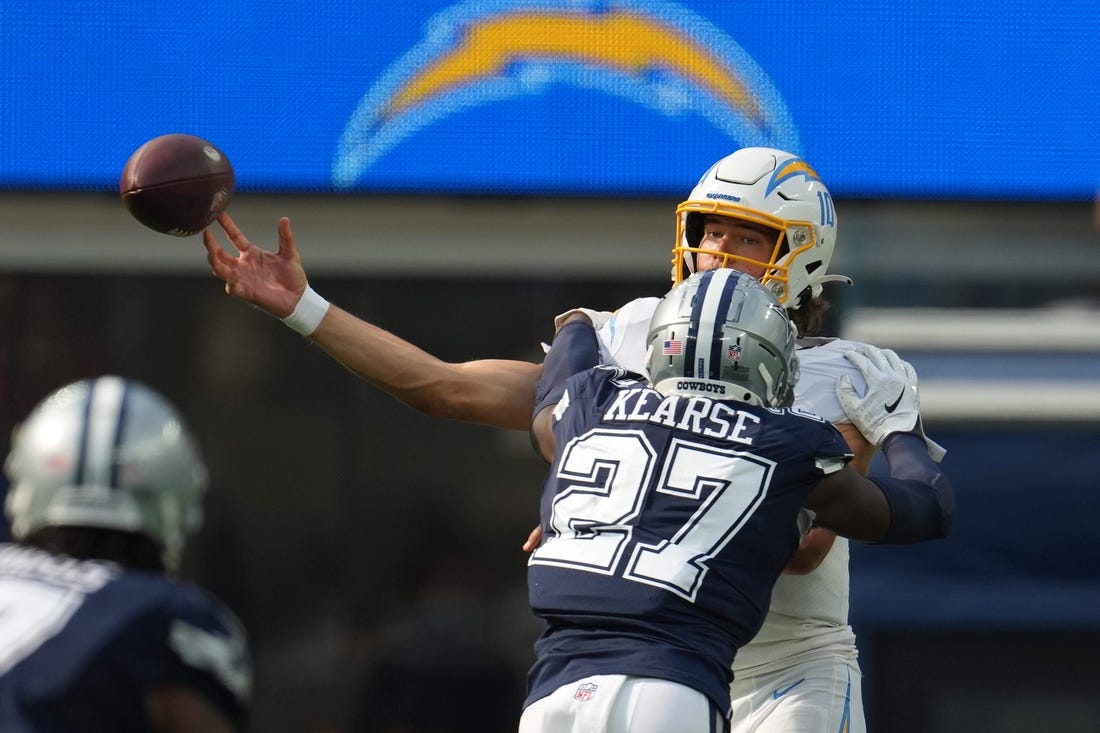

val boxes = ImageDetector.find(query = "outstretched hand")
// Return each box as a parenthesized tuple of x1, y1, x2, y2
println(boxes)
(203, 213, 308, 319)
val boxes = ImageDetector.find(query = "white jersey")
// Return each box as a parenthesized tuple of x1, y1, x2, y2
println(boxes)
(593, 298, 871, 676)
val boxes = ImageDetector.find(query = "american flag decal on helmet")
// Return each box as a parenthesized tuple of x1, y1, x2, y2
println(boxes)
(662, 339, 684, 355)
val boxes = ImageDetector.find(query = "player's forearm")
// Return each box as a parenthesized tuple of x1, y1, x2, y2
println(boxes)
(871, 433, 955, 543)
(533, 316, 599, 416)
(784, 424, 868, 573)
(308, 305, 539, 430)
(782, 527, 836, 574)
(530, 315, 599, 461)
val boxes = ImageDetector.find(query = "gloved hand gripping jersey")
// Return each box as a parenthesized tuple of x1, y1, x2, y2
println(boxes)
(834, 344, 954, 542)
(836, 344, 946, 461)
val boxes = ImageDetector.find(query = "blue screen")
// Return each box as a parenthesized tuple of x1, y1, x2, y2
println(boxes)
(1, 0, 1096, 199)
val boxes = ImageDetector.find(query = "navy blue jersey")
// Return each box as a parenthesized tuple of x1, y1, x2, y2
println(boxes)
(0, 544, 251, 732)
(526, 368, 852, 714)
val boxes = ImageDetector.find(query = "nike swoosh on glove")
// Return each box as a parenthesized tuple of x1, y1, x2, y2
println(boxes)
(836, 344, 946, 462)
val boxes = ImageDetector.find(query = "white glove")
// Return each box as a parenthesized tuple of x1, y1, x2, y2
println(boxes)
(836, 344, 945, 461)
(553, 307, 613, 333)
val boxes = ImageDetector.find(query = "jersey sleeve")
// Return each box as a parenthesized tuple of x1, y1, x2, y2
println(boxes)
(792, 339, 867, 424)
(596, 297, 660, 374)
(144, 582, 252, 730)
(550, 367, 637, 436)
(785, 408, 855, 474)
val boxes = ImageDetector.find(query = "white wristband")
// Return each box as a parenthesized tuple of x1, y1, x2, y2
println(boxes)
(281, 285, 330, 336)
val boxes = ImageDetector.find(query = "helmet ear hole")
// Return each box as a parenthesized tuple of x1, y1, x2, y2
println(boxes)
(685, 212, 705, 247)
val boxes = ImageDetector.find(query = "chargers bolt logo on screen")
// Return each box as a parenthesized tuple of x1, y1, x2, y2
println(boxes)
(333, 0, 799, 186)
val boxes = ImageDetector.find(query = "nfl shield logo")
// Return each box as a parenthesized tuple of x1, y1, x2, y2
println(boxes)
(727, 344, 742, 361)
(574, 682, 598, 702)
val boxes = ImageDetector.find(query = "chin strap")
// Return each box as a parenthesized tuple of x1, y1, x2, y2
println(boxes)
(801, 273, 853, 307)
(818, 274, 854, 286)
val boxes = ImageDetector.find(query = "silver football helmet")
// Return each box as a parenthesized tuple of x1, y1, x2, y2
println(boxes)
(647, 268, 800, 407)
(673, 147, 851, 308)
(4, 376, 208, 570)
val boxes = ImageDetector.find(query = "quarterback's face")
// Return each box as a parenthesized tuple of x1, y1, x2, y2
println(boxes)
(695, 215, 779, 279)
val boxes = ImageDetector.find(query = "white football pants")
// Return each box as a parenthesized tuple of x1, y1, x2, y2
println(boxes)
(728, 656, 865, 733)
(520, 674, 728, 733)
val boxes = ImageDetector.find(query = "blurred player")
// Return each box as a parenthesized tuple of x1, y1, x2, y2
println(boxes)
(203, 147, 944, 730)
(0, 376, 251, 733)
(519, 269, 952, 732)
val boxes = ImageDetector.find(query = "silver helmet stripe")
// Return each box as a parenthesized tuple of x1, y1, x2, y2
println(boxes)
(688, 269, 737, 379)
(77, 377, 129, 490)
(649, 269, 795, 406)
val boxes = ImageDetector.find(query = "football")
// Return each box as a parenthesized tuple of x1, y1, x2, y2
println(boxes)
(120, 134, 234, 236)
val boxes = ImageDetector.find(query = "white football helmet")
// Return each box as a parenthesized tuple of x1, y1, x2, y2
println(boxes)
(673, 147, 851, 308)
(647, 268, 800, 407)
(4, 376, 208, 570)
